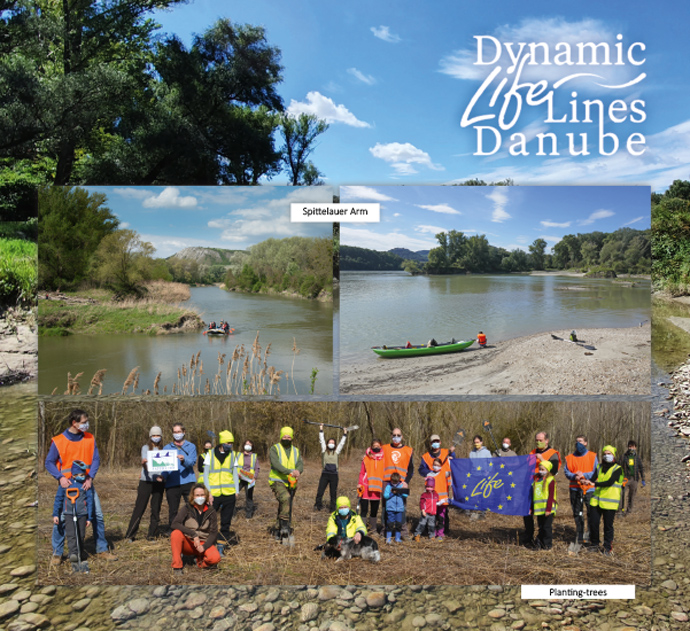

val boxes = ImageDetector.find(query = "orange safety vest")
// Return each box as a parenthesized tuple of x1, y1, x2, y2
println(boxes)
(383, 444, 413, 482)
(565, 451, 597, 492)
(530, 447, 562, 474)
(422, 449, 451, 472)
(477, 333, 487, 345)
(52, 432, 96, 478)
(363, 455, 384, 494)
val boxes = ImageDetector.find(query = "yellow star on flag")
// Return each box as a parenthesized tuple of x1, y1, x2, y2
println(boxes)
(507, 495, 512, 501)
(511, 482, 516, 488)
(465, 496, 469, 502)
(476, 466, 481, 471)
(462, 484, 467, 489)
(498, 505, 503, 510)
(467, 472, 471, 478)
(508, 471, 513, 476)
(500, 464, 505, 469)
(489, 462, 493, 467)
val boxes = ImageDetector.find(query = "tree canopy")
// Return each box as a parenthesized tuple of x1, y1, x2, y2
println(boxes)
(0, 2, 329, 191)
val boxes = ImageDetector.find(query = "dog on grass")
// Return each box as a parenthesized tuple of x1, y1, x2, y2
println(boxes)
(316, 536, 381, 563)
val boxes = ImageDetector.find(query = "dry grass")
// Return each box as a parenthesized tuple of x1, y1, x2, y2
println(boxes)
(37, 457, 651, 586)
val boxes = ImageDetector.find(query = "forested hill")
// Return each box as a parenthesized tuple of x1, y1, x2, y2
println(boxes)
(341, 245, 428, 271)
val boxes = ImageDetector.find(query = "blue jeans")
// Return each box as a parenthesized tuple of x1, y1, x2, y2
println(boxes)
(52, 487, 108, 555)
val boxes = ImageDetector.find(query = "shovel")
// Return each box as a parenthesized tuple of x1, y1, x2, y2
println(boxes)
(482, 419, 500, 454)
(282, 474, 297, 548)
(65, 487, 87, 573)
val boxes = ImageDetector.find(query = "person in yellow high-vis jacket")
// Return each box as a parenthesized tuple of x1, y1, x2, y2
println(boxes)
(202, 430, 238, 555)
(530, 460, 557, 550)
(269, 426, 303, 539)
(585, 445, 623, 556)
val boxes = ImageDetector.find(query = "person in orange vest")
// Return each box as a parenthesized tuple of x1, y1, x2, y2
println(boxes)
(418, 433, 454, 537)
(564, 435, 598, 544)
(358, 438, 385, 533)
(382, 428, 414, 539)
(477, 331, 487, 348)
(45, 409, 117, 564)
(522, 430, 561, 546)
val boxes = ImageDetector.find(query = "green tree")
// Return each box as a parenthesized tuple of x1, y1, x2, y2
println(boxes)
(280, 113, 329, 185)
(528, 238, 547, 270)
(91, 229, 156, 298)
(38, 186, 119, 290)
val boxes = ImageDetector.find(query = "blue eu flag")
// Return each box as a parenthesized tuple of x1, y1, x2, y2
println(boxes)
(449, 455, 536, 516)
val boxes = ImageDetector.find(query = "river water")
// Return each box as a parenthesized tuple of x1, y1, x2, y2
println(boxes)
(38, 286, 334, 396)
(340, 271, 651, 365)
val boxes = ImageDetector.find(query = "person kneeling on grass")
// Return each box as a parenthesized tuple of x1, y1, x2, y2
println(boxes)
(322, 497, 380, 562)
(170, 484, 221, 575)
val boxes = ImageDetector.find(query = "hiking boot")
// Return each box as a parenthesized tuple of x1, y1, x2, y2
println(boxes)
(313, 504, 322, 512)
(50, 555, 63, 566)
(279, 519, 290, 539)
(98, 551, 118, 561)
(413, 534, 421, 542)
(602, 548, 613, 556)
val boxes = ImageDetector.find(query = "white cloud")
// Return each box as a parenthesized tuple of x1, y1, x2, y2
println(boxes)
(119, 222, 130, 229)
(579, 209, 615, 225)
(541, 220, 571, 228)
(486, 188, 511, 223)
(340, 186, 398, 202)
(393, 213, 401, 217)
(623, 216, 644, 226)
(371, 25, 401, 43)
(416, 225, 449, 235)
(286, 91, 370, 128)
(341, 226, 436, 251)
(369, 142, 444, 175)
(347, 68, 376, 85)
(439, 18, 643, 88)
(142, 187, 198, 209)
(416, 203, 461, 215)
(113, 188, 150, 200)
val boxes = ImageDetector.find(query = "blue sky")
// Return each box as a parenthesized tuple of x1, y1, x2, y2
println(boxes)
(151, 0, 690, 191)
(85, 186, 334, 257)
(339, 186, 650, 253)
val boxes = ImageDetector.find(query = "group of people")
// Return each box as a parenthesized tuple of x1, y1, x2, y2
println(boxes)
(45, 411, 645, 574)
(207, 320, 231, 333)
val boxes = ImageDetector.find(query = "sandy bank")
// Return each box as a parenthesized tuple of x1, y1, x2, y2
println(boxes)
(340, 325, 651, 396)
(0, 310, 37, 382)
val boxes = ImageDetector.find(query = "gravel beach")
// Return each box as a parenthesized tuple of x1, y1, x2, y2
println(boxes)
(340, 325, 651, 396)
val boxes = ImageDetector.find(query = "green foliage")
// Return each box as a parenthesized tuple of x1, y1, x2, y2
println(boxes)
(223, 236, 332, 298)
(280, 114, 329, 185)
(401, 259, 422, 274)
(0, 157, 53, 220)
(652, 187, 690, 294)
(309, 368, 319, 395)
(38, 186, 119, 290)
(90, 229, 156, 299)
(0, 236, 37, 306)
(340, 245, 404, 271)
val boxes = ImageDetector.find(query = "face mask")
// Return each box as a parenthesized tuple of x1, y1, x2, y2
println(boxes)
(74, 474, 86, 483)
(575, 443, 587, 455)
(173, 433, 185, 441)
(502, 443, 510, 450)
(338, 508, 349, 517)
(151, 436, 161, 444)
(392, 436, 402, 445)
(474, 444, 482, 450)
(537, 470, 547, 478)
(244, 444, 252, 452)
(78, 422, 89, 432)
(371, 447, 381, 453)
(328, 442, 336, 450)
(222, 443, 233, 451)
(629, 449, 636, 454)
(431, 441, 440, 449)
(604, 454, 614, 463)
(433, 466, 441, 472)
(536, 441, 546, 449)
(194, 496, 206, 506)
(281, 439, 292, 446)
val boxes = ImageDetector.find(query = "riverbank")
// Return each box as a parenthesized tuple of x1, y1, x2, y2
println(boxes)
(38, 283, 204, 336)
(0, 307, 37, 383)
(340, 325, 651, 396)
(222, 283, 333, 302)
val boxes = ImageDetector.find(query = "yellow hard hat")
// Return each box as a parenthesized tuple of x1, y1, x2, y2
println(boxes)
(219, 430, 234, 444)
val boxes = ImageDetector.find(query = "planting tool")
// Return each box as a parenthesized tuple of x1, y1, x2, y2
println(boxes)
(65, 487, 87, 573)
(452, 429, 466, 448)
(482, 419, 500, 453)
(282, 474, 297, 548)
(302, 419, 359, 432)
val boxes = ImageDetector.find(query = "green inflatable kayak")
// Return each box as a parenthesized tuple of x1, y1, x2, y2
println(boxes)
(372, 339, 474, 358)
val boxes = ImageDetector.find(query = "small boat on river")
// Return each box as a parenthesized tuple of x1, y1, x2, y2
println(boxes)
(372, 339, 474, 358)
(204, 327, 235, 336)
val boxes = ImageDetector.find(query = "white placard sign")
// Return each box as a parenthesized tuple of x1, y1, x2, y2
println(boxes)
(147, 450, 178, 473)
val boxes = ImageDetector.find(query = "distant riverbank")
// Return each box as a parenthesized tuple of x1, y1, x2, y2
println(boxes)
(340, 325, 651, 396)
(38, 281, 204, 336)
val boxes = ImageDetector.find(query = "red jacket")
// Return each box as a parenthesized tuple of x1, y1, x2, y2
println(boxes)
(419, 490, 439, 516)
